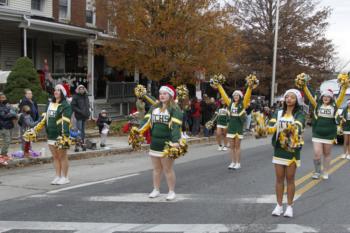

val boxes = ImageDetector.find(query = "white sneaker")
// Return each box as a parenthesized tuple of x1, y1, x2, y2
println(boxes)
(217, 146, 223, 151)
(222, 146, 228, 151)
(271, 204, 283, 216)
(347, 155, 350, 160)
(283, 205, 293, 218)
(148, 189, 160, 198)
(233, 163, 241, 170)
(341, 154, 347, 159)
(312, 172, 321, 180)
(166, 191, 176, 201)
(56, 177, 70, 185)
(322, 173, 329, 180)
(50, 176, 61, 185)
(228, 162, 235, 169)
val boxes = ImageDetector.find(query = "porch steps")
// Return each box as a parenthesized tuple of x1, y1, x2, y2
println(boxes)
(93, 101, 126, 120)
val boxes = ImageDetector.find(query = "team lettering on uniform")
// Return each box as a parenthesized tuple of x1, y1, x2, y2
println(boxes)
(318, 105, 335, 118)
(219, 109, 229, 115)
(48, 109, 57, 118)
(152, 108, 171, 124)
(278, 118, 294, 129)
(230, 105, 239, 115)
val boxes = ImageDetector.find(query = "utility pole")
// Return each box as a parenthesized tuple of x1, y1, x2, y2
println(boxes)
(270, 0, 280, 106)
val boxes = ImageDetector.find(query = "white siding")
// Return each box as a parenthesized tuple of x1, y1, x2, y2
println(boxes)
(4, 0, 53, 18)
(6, 0, 31, 12)
(0, 26, 21, 71)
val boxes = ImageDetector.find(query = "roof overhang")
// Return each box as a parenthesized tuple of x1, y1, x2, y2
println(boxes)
(18, 18, 99, 38)
(0, 7, 30, 22)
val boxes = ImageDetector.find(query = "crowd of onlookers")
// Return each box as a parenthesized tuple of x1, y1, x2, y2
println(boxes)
(177, 94, 282, 138)
(0, 85, 112, 166)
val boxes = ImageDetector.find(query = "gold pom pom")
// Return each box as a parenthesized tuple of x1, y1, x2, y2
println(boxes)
(253, 112, 267, 138)
(210, 74, 226, 88)
(176, 85, 189, 100)
(337, 73, 349, 87)
(295, 73, 311, 89)
(128, 126, 145, 151)
(134, 85, 147, 98)
(278, 123, 304, 152)
(163, 139, 188, 159)
(245, 74, 259, 89)
(205, 120, 214, 130)
(55, 135, 71, 149)
(23, 129, 37, 142)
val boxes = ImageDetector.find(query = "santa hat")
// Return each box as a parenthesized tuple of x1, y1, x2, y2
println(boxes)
(55, 84, 67, 97)
(321, 89, 334, 98)
(159, 85, 176, 99)
(232, 90, 243, 98)
(284, 89, 303, 105)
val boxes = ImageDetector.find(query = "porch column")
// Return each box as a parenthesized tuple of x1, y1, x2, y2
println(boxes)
(87, 37, 95, 117)
(23, 28, 27, 57)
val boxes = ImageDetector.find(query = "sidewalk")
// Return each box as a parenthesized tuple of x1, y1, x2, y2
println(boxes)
(2, 134, 225, 169)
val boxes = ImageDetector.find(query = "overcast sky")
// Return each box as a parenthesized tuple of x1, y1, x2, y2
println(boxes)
(319, 0, 350, 71)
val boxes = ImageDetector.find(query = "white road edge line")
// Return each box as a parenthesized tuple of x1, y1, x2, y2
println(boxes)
(86, 193, 301, 204)
(46, 173, 140, 194)
(0, 222, 319, 233)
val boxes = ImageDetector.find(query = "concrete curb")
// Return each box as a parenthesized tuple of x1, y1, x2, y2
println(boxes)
(1, 136, 224, 169)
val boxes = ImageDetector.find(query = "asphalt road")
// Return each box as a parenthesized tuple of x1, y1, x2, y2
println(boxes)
(1, 129, 350, 233)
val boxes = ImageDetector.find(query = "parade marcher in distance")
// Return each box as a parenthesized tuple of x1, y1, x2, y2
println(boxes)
(340, 100, 350, 160)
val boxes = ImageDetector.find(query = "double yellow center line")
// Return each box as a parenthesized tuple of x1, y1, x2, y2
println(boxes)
(288, 155, 349, 197)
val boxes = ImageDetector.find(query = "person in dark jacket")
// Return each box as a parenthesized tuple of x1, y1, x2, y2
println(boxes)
(71, 85, 90, 150)
(18, 89, 39, 122)
(0, 93, 17, 159)
(191, 97, 201, 136)
(96, 110, 112, 147)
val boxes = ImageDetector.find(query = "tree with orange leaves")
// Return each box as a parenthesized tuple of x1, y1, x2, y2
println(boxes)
(96, 0, 238, 85)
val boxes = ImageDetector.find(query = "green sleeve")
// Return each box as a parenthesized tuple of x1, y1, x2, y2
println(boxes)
(170, 108, 183, 143)
(268, 112, 278, 127)
(139, 107, 152, 132)
(294, 111, 305, 133)
(57, 102, 72, 137)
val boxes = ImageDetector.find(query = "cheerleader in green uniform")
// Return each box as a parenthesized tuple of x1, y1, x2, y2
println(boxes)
(268, 89, 305, 218)
(216, 99, 230, 151)
(341, 100, 350, 159)
(300, 74, 347, 180)
(220, 87, 253, 170)
(138, 85, 183, 201)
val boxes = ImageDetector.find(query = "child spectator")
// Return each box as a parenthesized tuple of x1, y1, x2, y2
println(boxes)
(19, 105, 37, 157)
(96, 110, 112, 148)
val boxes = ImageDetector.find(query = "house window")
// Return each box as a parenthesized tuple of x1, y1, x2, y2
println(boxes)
(0, 0, 8, 6)
(59, 0, 70, 20)
(86, 0, 96, 26)
(31, 0, 42, 11)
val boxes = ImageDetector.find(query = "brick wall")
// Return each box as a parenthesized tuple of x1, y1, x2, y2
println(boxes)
(71, 0, 86, 27)
(52, 0, 59, 20)
(96, 6, 108, 31)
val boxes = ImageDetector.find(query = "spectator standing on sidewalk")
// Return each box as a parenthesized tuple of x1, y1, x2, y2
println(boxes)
(18, 89, 39, 122)
(96, 110, 112, 148)
(191, 97, 201, 136)
(0, 93, 17, 163)
(71, 85, 90, 151)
